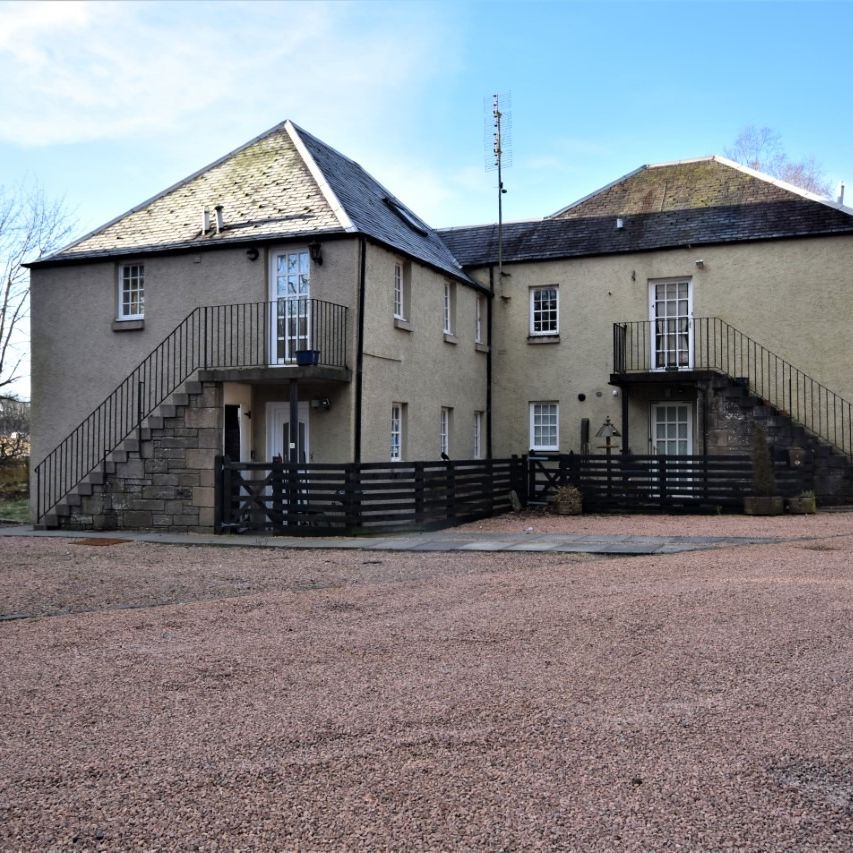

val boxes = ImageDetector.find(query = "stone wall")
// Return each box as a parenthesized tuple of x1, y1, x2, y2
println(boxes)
(64, 382, 223, 532)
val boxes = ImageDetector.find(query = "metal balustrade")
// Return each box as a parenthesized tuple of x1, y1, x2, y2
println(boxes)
(613, 317, 853, 459)
(35, 299, 348, 522)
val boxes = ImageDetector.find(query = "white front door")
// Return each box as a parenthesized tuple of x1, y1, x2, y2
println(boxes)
(270, 249, 311, 364)
(649, 279, 692, 370)
(651, 403, 693, 455)
(266, 402, 310, 463)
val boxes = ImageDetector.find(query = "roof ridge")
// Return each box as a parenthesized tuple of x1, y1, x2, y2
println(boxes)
(284, 121, 355, 233)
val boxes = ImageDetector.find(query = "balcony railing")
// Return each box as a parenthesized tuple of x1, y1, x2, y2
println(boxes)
(35, 298, 348, 522)
(613, 317, 853, 459)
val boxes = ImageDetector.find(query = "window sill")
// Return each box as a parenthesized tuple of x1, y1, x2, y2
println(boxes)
(393, 318, 412, 332)
(527, 334, 560, 345)
(113, 319, 145, 332)
(474, 342, 489, 353)
(443, 333, 458, 345)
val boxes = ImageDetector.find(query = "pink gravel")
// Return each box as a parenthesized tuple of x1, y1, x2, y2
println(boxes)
(2, 516, 853, 850)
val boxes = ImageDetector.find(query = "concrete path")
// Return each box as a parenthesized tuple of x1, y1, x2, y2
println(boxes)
(0, 524, 783, 555)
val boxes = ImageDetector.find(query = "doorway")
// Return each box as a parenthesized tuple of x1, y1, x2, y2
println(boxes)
(266, 401, 310, 463)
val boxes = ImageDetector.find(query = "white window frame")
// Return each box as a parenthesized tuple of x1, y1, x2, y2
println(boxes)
(393, 263, 404, 320)
(473, 411, 483, 459)
(443, 282, 455, 335)
(118, 263, 145, 320)
(529, 402, 559, 451)
(390, 403, 403, 462)
(440, 406, 452, 456)
(475, 295, 485, 344)
(529, 285, 559, 336)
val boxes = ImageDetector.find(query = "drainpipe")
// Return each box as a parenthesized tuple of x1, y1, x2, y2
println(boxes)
(353, 237, 367, 462)
(487, 265, 494, 459)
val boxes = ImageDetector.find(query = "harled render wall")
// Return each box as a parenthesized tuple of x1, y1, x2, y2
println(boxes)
(472, 234, 853, 457)
(29, 239, 361, 472)
(358, 244, 488, 462)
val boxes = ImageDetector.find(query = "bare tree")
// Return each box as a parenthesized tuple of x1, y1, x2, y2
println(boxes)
(725, 126, 833, 198)
(0, 184, 73, 399)
(0, 396, 30, 467)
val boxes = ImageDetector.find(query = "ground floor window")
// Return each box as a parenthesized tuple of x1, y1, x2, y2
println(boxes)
(440, 407, 452, 456)
(390, 403, 405, 461)
(473, 411, 483, 459)
(651, 402, 693, 455)
(530, 402, 559, 451)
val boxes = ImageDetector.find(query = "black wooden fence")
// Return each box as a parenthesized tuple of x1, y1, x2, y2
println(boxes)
(217, 456, 527, 535)
(529, 452, 811, 512)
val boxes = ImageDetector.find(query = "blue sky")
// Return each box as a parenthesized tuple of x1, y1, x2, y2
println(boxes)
(2, 0, 853, 397)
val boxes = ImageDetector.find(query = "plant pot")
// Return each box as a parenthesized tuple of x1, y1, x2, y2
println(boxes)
(743, 496, 785, 516)
(295, 349, 320, 366)
(787, 496, 817, 515)
(555, 501, 582, 516)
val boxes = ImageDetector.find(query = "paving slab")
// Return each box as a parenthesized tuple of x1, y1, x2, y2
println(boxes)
(0, 524, 786, 556)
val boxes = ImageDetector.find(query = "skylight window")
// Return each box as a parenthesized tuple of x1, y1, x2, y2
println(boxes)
(384, 196, 429, 235)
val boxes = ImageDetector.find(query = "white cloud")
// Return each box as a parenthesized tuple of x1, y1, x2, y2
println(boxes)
(0, 0, 458, 147)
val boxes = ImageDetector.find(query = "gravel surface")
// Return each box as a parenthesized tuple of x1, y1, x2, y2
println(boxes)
(2, 516, 853, 850)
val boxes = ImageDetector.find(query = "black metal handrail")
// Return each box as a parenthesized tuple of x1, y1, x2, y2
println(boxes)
(35, 298, 348, 522)
(613, 317, 853, 459)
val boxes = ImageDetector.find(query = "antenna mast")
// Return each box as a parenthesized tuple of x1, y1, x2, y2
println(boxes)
(485, 93, 511, 289)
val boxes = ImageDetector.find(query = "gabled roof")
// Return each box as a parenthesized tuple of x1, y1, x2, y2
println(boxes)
(549, 155, 846, 219)
(34, 121, 471, 282)
(439, 200, 853, 268)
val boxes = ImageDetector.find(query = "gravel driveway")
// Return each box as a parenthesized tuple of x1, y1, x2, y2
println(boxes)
(2, 514, 853, 850)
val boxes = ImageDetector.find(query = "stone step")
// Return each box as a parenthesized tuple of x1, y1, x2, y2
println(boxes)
(55, 503, 71, 518)
(170, 393, 189, 407)
(183, 380, 203, 396)
(77, 481, 93, 497)
(66, 492, 82, 508)
(157, 404, 177, 419)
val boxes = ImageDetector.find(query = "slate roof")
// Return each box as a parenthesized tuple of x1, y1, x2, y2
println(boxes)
(34, 121, 471, 283)
(439, 200, 853, 268)
(292, 124, 468, 281)
(549, 156, 837, 219)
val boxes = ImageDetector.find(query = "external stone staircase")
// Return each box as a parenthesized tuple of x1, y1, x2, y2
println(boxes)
(40, 379, 223, 531)
(705, 374, 853, 504)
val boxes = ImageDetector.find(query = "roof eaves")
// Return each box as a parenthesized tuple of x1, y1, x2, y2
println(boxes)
(285, 120, 357, 233)
(26, 226, 350, 269)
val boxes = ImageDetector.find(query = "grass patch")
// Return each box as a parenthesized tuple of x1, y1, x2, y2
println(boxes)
(0, 496, 30, 523)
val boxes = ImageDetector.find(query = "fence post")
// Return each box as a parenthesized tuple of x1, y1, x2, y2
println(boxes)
(523, 454, 535, 504)
(446, 460, 456, 523)
(271, 460, 284, 531)
(344, 463, 359, 530)
(414, 462, 425, 522)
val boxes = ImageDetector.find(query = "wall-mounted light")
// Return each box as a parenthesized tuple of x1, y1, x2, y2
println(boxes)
(695, 259, 705, 269)
(246, 248, 259, 262)
(308, 241, 323, 266)
(310, 398, 331, 411)
(243, 410, 252, 419)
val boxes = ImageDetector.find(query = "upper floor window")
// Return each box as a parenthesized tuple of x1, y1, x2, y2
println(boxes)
(530, 286, 558, 336)
(443, 282, 457, 337)
(118, 264, 144, 320)
(475, 294, 486, 344)
(393, 261, 411, 322)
